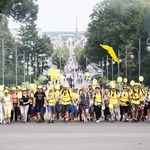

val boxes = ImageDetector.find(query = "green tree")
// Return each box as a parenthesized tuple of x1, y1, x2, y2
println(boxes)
(86, 0, 150, 84)
(51, 46, 69, 70)
(0, 0, 38, 22)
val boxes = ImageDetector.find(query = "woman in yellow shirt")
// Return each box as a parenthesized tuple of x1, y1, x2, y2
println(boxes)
(108, 86, 120, 122)
(93, 86, 104, 123)
(2, 89, 12, 124)
(47, 86, 57, 123)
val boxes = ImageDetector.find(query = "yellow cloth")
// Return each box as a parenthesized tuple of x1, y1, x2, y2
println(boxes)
(100, 44, 120, 63)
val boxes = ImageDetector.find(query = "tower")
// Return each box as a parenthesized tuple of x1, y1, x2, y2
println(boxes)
(75, 17, 78, 41)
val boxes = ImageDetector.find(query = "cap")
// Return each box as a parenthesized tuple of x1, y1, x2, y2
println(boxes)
(4, 89, 9, 93)
(37, 85, 42, 89)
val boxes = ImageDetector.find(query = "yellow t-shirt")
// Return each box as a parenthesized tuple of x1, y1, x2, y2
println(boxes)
(94, 93, 102, 103)
(47, 92, 56, 106)
(108, 91, 120, 105)
(120, 91, 129, 106)
(61, 90, 72, 105)
(131, 89, 141, 105)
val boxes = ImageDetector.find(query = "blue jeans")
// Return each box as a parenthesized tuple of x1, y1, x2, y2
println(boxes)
(70, 105, 76, 117)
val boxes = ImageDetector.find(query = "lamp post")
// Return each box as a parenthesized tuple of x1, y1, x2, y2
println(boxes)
(16, 53, 25, 85)
(119, 47, 128, 77)
(107, 56, 115, 80)
(84, 55, 88, 71)
(130, 38, 141, 77)
(2, 47, 14, 85)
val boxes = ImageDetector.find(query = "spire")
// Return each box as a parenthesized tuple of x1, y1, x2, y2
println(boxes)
(75, 17, 78, 41)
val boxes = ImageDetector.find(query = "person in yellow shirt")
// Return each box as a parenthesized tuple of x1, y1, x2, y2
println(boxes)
(70, 88, 79, 121)
(93, 86, 104, 123)
(54, 85, 61, 120)
(108, 85, 120, 122)
(131, 83, 142, 122)
(119, 86, 130, 122)
(2, 89, 13, 124)
(137, 84, 146, 121)
(60, 84, 72, 122)
(26, 88, 34, 122)
(47, 86, 57, 123)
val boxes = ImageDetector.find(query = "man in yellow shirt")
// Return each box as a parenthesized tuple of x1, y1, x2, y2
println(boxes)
(108, 85, 120, 122)
(60, 84, 72, 122)
(119, 86, 130, 122)
(131, 83, 142, 122)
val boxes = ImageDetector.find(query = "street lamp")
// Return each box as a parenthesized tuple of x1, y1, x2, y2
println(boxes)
(83, 55, 88, 71)
(16, 53, 25, 85)
(118, 47, 128, 77)
(146, 37, 150, 51)
(2, 48, 14, 85)
(130, 38, 141, 77)
(107, 56, 115, 81)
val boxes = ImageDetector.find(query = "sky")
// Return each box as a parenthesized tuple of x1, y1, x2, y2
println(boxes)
(8, 0, 101, 32)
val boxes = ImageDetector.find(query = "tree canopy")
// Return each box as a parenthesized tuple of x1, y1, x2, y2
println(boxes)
(85, 0, 150, 84)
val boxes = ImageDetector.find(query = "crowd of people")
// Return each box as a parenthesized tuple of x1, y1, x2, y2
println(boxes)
(0, 82, 150, 125)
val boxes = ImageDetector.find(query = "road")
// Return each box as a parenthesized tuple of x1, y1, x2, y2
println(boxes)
(0, 121, 150, 150)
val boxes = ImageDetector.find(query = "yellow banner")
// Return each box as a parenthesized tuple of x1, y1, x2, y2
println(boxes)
(48, 69, 60, 76)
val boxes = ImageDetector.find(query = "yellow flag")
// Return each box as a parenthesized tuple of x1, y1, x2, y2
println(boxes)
(100, 44, 120, 63)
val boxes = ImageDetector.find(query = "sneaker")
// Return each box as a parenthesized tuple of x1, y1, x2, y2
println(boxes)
(51, 120, 54, 123)
(96, 119, 101, 123)
(48, 120, 51, 123)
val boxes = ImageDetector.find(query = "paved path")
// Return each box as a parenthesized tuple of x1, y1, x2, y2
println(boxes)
(0, 121, 150, 150)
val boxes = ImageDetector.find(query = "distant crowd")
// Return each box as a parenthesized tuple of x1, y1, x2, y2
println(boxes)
(0, 82, 150, 124)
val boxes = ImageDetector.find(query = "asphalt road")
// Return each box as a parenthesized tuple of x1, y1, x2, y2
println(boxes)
(0, 120, 149, 150)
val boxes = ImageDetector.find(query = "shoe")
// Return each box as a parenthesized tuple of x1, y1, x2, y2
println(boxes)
(36, 119, 42, 123)
(111, 120, 114, 123)
(48, 120, 51, 123)
(41, 117, 45, 122)
(96, 119, 101, 123)
(27, 118, 30, 122)
(51, 120, 54, 123)
(141, 117, 145, 122)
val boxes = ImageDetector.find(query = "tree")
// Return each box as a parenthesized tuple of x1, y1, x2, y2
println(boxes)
(51, 46, 69, 70)
(0, 0, 38, 22)
(85, 0, 150, 83)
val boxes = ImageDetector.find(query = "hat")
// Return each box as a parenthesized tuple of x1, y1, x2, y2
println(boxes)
(110, 83, 116, 89)
(122, 86, 127, 89)
(63, 84, 69, 88)
(12, 87, 16, 91)
(48, 86, 53, 91)
(37, 85, 42, 89)
(22, 88, 27, 91)
(55, 85, 60, 90)
(4, 89, 9, 93)
(16, 86, 21, 90)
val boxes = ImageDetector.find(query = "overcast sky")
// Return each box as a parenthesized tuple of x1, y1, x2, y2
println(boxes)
(9, 0, 101, 32)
